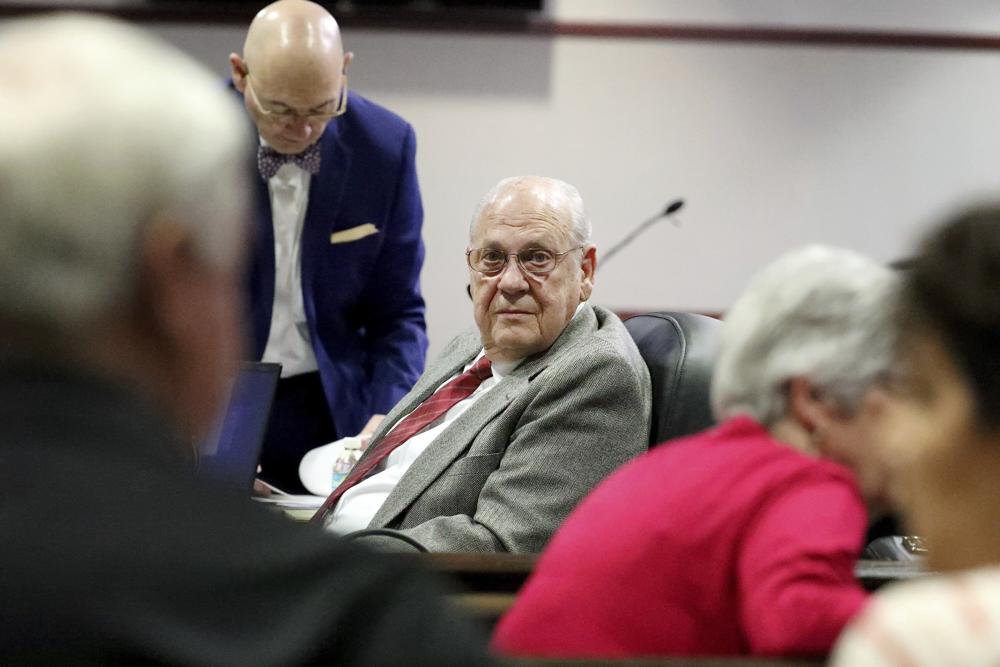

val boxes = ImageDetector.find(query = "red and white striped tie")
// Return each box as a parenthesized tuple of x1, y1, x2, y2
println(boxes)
(312, 356, 493, 524)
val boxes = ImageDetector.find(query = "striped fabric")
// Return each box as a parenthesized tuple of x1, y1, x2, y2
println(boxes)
(831, 566, 1000, 666)
(312, 356, 492, 524)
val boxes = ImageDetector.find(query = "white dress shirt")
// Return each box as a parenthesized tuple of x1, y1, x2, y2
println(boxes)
(326, 353, 519, 534)
(260, 159, 318, 378)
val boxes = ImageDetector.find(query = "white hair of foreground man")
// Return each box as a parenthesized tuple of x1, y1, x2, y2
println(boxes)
(470, 176, 592, 246)
(0, 14, 250, 330)
(711, 245, 897, 427)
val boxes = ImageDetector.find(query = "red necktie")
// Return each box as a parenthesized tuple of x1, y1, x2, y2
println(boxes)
(312, 356, 493, 524)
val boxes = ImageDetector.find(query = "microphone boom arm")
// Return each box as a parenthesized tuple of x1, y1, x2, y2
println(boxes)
(600, 199, 684, 269)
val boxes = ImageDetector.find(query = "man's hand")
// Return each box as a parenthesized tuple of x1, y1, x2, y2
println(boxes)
(358, 414, 385, 449)
(252, 465, 272, 497)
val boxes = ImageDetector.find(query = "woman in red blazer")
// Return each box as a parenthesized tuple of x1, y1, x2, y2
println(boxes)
(494, 245, 898, 658)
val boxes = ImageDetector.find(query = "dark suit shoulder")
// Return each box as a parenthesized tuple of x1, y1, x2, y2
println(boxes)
(0, 368, 492, 666)
(333, 92, 415, 157)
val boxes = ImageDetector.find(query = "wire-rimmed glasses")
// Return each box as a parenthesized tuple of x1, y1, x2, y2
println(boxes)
(244, 72, 348, 123)
(466, 246, 584, 276)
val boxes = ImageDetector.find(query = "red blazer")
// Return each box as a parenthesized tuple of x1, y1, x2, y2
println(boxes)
(493, 415, 868, 658)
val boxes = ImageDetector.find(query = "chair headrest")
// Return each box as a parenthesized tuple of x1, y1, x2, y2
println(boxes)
(624, 312, 722, 446)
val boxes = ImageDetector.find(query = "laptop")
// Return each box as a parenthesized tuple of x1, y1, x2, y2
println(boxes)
(198, 361, 281, 491)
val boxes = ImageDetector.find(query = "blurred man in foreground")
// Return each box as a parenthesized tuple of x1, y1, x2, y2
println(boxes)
(0, 14, 489, 665)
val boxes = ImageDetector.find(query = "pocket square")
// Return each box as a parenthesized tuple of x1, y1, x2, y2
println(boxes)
(330, 223, 379, 244)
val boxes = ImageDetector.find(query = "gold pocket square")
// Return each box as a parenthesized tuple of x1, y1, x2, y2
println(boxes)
(330, 223, 379, 244)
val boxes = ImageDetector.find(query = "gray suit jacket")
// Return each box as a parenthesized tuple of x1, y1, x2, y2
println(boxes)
(352, 304, 651, 553)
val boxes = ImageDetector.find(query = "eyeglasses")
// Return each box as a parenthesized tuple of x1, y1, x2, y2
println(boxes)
(466, 246, 584, 276)
(244, 72, 348, 123)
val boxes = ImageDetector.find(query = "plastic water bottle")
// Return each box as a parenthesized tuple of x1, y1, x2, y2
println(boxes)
(331, 440, 362, 489)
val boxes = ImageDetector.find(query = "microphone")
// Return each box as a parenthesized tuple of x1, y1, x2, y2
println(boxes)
(600, 199, 685, 269)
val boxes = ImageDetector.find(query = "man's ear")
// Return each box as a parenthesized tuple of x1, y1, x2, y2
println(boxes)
(579, 244, 597, 301)
(137, 216, 201, 361)
(342, 50, 354, 73)
(229, 53, 248, 92)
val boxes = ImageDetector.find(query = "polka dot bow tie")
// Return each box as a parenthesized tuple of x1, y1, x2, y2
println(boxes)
(257, 142, 322, 181)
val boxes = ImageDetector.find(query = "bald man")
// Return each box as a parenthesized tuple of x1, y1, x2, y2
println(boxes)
(230, 0, 427, 492)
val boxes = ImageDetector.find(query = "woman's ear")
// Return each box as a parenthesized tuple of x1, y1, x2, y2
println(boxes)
(787, 377, 836, 447)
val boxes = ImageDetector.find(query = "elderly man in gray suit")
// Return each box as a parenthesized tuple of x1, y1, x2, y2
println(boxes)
(312, 175, 652, 553)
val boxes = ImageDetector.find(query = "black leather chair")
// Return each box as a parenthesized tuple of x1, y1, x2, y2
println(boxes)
(624, 312, 722, 447)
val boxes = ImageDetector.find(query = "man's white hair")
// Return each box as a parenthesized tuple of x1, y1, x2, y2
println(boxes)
(711, 245, 898, 426)
(470, 176, 592, 246)
(0, 14, 250, 330)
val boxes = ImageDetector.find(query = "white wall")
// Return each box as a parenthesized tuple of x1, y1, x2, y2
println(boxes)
(58, 4, 1000, 357)
(549, 0, 1000, 33)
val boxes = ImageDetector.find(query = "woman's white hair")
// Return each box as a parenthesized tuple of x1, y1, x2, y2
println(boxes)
(469, 175, 592, 246)
(0, 14, 250, 331)
(711, 245, 898, 426)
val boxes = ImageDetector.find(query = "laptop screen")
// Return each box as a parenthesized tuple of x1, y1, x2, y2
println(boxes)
(198, 361, 280, 491)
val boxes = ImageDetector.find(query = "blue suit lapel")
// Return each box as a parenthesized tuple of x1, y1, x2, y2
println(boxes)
(300, 121, 353, 329)
(249, 167, 275, 360)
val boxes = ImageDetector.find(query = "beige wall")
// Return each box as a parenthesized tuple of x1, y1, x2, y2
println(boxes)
(12, 2, 1000, 358)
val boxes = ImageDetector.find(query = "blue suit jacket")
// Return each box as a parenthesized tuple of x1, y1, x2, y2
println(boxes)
(248, 92, 428, 436)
